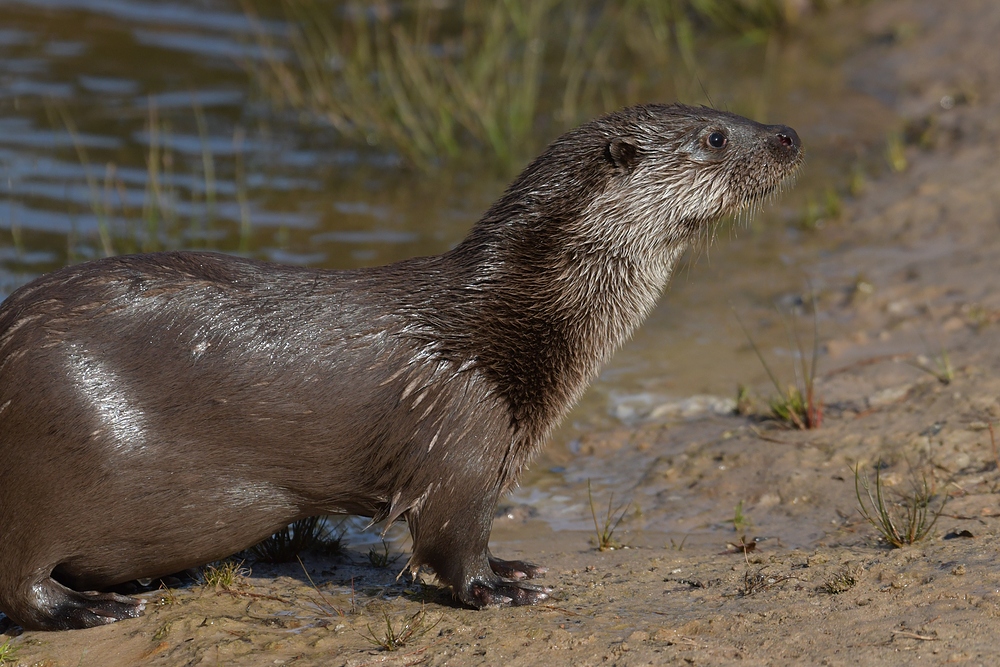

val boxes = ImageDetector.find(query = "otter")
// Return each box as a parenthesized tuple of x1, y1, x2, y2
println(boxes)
(0, 104, 801, 631)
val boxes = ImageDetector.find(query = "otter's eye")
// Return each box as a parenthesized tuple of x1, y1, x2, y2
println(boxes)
(707, 131, 727, 149)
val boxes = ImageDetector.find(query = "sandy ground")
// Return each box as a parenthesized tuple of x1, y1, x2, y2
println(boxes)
(6, 0, 1000, 664)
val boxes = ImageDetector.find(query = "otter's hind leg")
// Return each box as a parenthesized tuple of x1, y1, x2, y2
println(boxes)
(7, 577, 144, 631)
(407, 486, 551, 608)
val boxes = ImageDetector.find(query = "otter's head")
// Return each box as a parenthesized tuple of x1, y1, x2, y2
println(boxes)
(597, 104, 803, 235)
(578, 104, 803, 244)
(472, 103, 802, 266)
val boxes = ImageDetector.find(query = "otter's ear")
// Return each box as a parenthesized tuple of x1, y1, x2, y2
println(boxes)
(606, 137, 639, 173)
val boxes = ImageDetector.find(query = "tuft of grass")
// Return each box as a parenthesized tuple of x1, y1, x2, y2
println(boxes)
(248, 516, 342, 563)
(361, 607, 436, 651)
(368, 539, 399, 569)
(735, 384, 754, 416)
(0, 638, 17, 666)
(821, 565, 862, 594)
(854, 462, 947, 548)
(735, 300, 823, 430)
(849, 163, 868, 196)
(156, 583, 178, 607)
(201, 560, 249, 591)
(885, 130, 908, 172)
(850, 273, 875, 304)
(153, 622, 172, 641)
(801, 186, 842, 230)
(732, 500, 751, 534)
(908, 346, 954, 385)
(768, 386, 810, 427)
(588, 479, 630, 551)
(738, 567, 791, 596)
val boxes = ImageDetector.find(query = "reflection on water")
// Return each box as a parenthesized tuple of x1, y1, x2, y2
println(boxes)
(0, 0, 895, 439)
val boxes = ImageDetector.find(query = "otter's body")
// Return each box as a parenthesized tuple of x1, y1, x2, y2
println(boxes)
(0, 104, 801, 630)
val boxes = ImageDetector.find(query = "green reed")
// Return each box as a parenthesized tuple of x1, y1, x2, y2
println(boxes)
(244, 0, 822, 171)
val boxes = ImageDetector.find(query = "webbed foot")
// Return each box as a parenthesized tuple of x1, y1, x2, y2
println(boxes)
(18, 579, 145, 630)
(488, 555, 547, 581)
(468, 578, 551, 608)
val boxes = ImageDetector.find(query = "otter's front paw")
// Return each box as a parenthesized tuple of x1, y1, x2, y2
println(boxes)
(468, 579, 551, 607)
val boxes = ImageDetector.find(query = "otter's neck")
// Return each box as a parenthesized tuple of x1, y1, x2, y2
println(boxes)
(442, 192, 693, 444)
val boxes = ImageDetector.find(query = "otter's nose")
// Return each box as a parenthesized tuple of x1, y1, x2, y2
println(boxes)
(769, 124, 801, 153)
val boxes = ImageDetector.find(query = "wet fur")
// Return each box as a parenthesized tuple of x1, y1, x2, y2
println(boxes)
(0, 104, 801, 630)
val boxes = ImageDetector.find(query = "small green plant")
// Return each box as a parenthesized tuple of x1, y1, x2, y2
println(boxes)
(854, 462, 947, 548)
(735, 384, 754, 416)
(732, 500, 750, 534)
(368, 539, 399, 568)
(908, 347, 954, 385)
(885, 130, 908, 172)
(850, 273, 875, 303)
(848, 163, 867, 196)
(768, 385, 811, 428)
(588, 479, 630, 551)
(156, 583, 178, 606)
(362, 607, 435, 651)
(0, 637, 18, 666)
(735, 302, 823, 430)
(201, 560, 249, 591)
(801, 186, 842, 230)
(248, 516, 341, 563)
(821, 565, 862, 594)
(153, 622, 172, 641)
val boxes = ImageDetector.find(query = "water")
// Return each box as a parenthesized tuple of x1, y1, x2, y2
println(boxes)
(0, 1, 897, 498)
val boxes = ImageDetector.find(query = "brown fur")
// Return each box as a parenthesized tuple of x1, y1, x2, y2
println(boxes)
(0, 104, 801, 630)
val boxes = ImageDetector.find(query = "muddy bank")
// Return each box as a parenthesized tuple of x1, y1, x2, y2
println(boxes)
(6, 0, 1000, 664)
